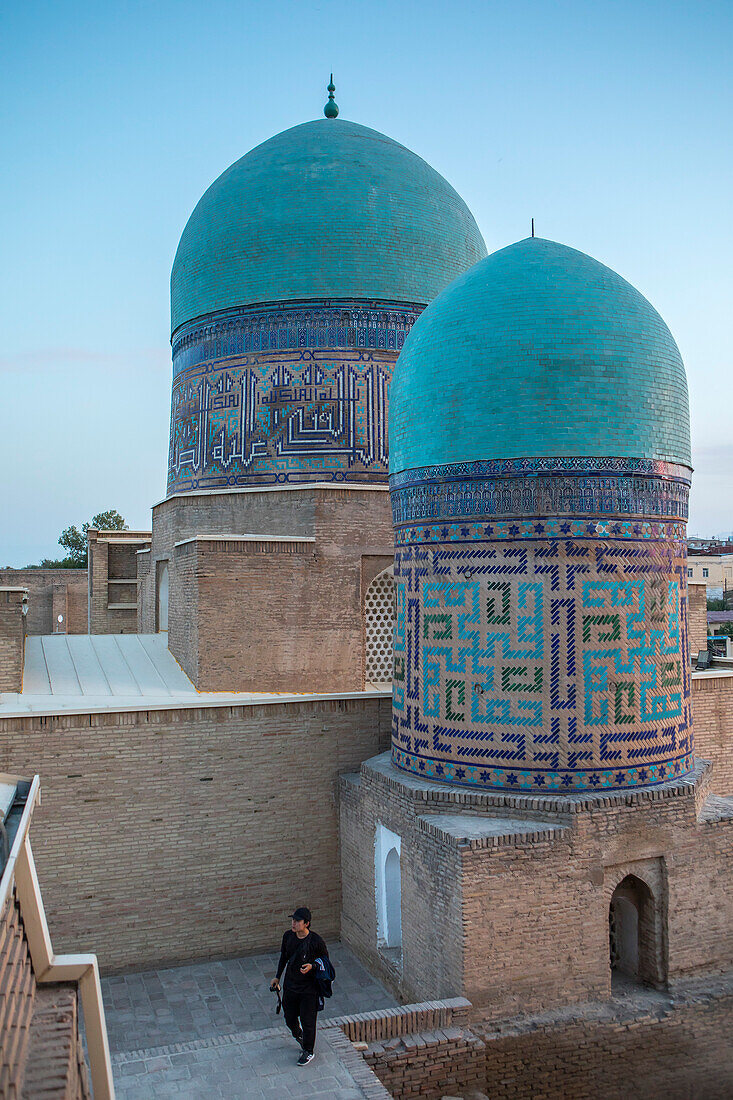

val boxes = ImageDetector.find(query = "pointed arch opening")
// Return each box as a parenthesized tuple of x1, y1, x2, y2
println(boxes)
(609, 874, 663, 988)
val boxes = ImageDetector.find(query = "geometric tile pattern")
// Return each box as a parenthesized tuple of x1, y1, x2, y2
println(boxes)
(168, 302, 421, 494)
(391, 461, 693, 793)
(364, 567, 395, 686)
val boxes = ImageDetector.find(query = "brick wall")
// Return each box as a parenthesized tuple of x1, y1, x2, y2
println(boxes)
(692, 672, 733, 794)
(87, 530, 150, 635)
(145, 486, 394, 692)
(341, 755, 733, 1018)
(0, 889, 90, 1098)
(340, 765, 466, 1003)
(22, 985, 91, 1100)
(365, 1026, 486, 1099)
(0, 890, 36, 1093)
(0, 588, 26, 692)
(688, 581, 708, 652)
(476, 979, 733, 1100)
(0, 696, 390, 972)
(0, 570, 87, 635)
(360, 980, 733, 1100)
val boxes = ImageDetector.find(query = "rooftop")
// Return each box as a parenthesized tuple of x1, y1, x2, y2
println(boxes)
(0, 634, 391, 718)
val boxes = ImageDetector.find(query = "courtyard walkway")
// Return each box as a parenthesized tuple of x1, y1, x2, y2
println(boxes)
(102, 942, 398, 1098)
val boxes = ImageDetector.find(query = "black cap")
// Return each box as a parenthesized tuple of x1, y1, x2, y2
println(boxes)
(290, 907, 311, 923)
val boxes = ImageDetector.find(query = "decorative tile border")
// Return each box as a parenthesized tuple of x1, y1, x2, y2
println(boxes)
(391, 459, 691, 530)
(390, 456, 692, 487)
(394, 518, 687, 546)
(172, 300, 423, 368)
(392, 746, 695, 794)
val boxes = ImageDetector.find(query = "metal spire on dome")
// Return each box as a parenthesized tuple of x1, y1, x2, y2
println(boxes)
(324, 74, 339, 118)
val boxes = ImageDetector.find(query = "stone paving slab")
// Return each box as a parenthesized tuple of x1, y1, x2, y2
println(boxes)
(112, 1026, 378, 1099)
(102, 943, 397, 1097)
(102, 941, 397, 1055)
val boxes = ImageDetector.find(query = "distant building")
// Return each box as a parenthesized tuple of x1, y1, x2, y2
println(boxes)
(686, 548, 733, 599)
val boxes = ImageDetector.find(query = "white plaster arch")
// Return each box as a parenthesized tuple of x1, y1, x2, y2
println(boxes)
(375, 823, 402, 950)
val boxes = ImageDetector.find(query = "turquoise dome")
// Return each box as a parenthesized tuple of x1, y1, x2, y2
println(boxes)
(390, 237, 691, 473)
(171, 119, 487, 335)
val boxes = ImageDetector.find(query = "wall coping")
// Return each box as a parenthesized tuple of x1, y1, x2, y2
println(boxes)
(154, 482, 390, 507)
(0, 689, 391, 723)
(331, 997, 472, 1042)
(691, 665, 733, 682)
(174, 534, 316, 547)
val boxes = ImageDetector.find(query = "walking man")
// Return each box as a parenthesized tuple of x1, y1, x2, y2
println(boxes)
(270, 906, 329, 1066)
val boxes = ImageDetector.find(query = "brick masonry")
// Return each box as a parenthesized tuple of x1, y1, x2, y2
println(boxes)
(141, 486, 394, 692)
(0, 569, 87, 636)
(364, 1026, 486, 1099)
(692, 672, 733, 794)
(688, 580, 708, 652)
(0, 888, 90, 1098)
(0, 696, 390, 972)
(87, 529, 150, 635)
(340, 752, 733, 1018)
(474, 978, 733, 1100)
(358, 979, 733, 1100)
(0, 588, 26, 692)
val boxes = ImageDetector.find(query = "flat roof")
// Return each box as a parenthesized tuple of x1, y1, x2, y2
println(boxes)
(0, 635, 391, 717)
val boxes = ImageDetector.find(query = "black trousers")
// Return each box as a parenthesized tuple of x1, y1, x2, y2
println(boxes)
(282, 988, 319, 1053)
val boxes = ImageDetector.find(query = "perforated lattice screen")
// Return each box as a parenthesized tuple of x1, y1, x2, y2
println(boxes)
(365, 567, 394, 686)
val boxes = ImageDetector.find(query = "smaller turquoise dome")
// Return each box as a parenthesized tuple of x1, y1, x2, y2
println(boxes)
(390, 237, 691, 473)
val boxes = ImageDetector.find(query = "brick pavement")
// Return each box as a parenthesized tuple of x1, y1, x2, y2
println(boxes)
(103, 942, 398, 1098)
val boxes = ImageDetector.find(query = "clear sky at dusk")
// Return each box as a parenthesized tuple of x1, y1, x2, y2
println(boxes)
(1, 0, 731, 565)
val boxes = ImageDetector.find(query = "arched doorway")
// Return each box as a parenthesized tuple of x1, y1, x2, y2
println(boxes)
(156, 561, 169, 633)
(609, 874, 660, 986)
(364, 566, 394, 687)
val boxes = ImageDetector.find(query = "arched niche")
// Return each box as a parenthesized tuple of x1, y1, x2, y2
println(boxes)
(375, 823, 402, 955)
(156, 561, 169, 633)
(609, 874, 663, 987)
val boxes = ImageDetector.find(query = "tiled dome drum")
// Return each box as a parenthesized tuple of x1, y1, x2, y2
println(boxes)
(167, 118, 486, 495)
(389, 238, 694, 793)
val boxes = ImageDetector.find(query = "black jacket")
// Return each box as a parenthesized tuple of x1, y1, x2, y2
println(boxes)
(276, 930, 329, 994)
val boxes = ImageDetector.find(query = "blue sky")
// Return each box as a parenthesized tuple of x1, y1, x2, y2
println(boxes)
(1, 0, 731, 564)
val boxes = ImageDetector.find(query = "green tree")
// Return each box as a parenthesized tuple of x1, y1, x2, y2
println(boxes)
(42, 510, 128, 569)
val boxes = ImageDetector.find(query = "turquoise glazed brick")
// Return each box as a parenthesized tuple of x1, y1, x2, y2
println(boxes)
(171, 119, 487, 335)
(389, 237, 691, 471)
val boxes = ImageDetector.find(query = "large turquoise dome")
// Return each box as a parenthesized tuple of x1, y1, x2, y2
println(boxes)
(390, 237, 691, 473)
(171, 118, 487, 335)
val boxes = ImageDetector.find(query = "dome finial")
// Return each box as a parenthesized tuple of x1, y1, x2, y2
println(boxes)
(324, 74, 339, 118)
